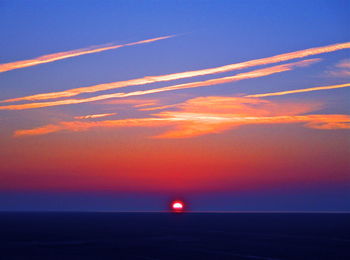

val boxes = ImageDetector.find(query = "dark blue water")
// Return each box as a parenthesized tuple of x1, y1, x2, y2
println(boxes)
(0, 212, 349, 259)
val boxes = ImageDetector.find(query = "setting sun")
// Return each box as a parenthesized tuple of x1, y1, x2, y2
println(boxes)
(171, 201, 184, 212)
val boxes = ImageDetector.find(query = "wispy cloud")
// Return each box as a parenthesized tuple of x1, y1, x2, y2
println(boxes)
(138, 104, 178, 111)
(102, 98, 158, 106)
(336, 59, 350, 69)
(14, 96, 350, 138)
(326, 59, 350, 78)
(133, 102, 159, 108)
(2, 42, 349, 103)
(0, 59, 319, 110)
(0, 35, 173, 73)
(14, 118, 168, 137)
(246, 83, 350, 98)
(74, 113, 117, 119)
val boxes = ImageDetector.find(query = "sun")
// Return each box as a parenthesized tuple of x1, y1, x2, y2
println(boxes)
(173, 202, 183, 209)
(171, 200, 184, 212)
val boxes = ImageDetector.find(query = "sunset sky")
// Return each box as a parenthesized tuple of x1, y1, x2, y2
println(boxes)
(0, 0, 349, 211)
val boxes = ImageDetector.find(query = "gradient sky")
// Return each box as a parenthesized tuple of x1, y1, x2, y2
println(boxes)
(0, 0, 349, 211)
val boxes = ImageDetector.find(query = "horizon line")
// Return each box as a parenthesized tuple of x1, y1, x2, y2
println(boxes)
(1, 210, 349, 214)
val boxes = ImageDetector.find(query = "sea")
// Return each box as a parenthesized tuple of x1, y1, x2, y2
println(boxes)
(0, 212, 349, 259)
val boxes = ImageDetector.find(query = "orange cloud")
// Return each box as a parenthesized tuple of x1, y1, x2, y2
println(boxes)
(246, 83, 350, 98)
(74, 113, 117, 119)
(0, 35, 173, 74)
(151, 96, 323, 138)
(2, 41, 348, 103)
(0, 59, 319, 110)
(14, 96, 350, 138)
(152, 113, 350, 138)
(153, 96, 350, 137)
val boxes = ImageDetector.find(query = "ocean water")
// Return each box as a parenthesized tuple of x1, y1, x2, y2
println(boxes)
(0, 212, 349, 259)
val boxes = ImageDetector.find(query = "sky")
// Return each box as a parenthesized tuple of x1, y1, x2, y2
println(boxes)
(0, 0, 349, 211)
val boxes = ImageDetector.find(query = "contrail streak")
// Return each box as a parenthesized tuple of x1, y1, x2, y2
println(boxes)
(1, 41, 349, 103)
(0, 35, 173, 73)
(0, 59, 318, 110)
(246, 83, 350, 98)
